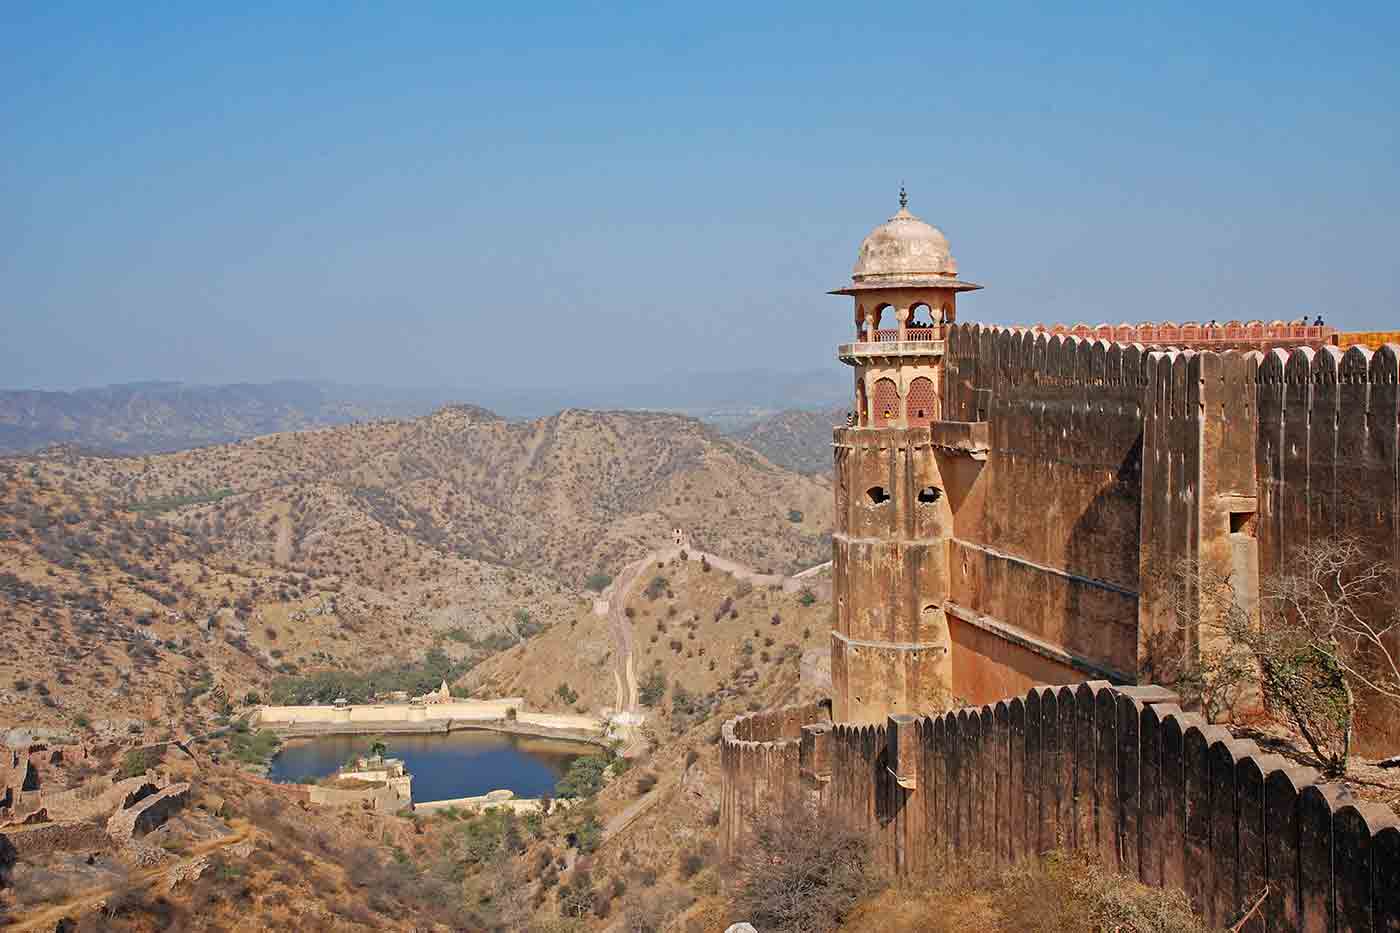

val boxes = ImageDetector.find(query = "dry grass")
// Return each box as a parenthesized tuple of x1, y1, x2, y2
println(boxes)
(842, 852, 1206, 933)
(467, 553, 831, 715)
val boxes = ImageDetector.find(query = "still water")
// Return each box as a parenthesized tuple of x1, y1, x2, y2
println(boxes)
(266, 730, 592, 802)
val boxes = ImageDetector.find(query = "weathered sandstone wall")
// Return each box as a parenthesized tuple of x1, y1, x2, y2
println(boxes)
(1257, 345, 1400, 752)
(718, 701, 830, 858)
(725, 685, 1399, 930)
(940, 325, 1144, 698)
(936, 326, 1400, 753)
(832, 426, 954, 722)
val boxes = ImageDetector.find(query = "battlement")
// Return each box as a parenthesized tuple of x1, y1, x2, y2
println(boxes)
(1032, 319, 1338, 349)
(723, 683, 1400, 928)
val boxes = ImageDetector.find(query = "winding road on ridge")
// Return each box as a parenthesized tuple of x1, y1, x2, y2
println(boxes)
(592, 545, 831, 718)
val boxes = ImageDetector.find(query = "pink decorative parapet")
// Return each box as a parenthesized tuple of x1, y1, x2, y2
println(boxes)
(1032, 320, 1336, 348)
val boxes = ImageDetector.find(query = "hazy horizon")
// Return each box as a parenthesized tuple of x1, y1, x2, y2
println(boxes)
(5, 3, 1397, 393)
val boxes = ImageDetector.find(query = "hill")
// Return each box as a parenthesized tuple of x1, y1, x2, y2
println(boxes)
(0, 381, 475, 455)
(0, 405, 830, 735)
(727, 407, 843, 475)
(0, 369, 851, 456)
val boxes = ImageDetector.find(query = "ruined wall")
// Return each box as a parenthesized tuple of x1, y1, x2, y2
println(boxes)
(37, 776, 159, 824)
(4, 822, 113, 860)
(719, 702, 830, 858)
(822, 683, 1400, 930)
(941, 325, 1143, 700)
(106, 783, 190, 843)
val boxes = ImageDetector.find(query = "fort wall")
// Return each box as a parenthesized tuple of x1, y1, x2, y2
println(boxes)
(940, 324, 1144, 699)
(1257, 345, 1400, 753)
(724, 684, 1400, 929)
(938, 325, 1400, 752)
(718, 701, 830, 858)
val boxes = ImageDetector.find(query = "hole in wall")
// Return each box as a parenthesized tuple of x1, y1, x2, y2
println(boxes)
(917, 486, 942, 504)
(1230, 511, 1257, 537)
(866, 486, 890, 505)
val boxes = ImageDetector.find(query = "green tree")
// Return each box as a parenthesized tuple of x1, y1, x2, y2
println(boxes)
(555, 756, 609, 799)
(637, 671, 666, 707)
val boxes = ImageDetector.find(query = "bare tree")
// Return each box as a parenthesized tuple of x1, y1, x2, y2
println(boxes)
(1158, 536, 1399, 774)
(732, 799, 877, 933)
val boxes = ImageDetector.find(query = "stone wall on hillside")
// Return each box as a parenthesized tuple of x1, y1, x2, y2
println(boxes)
(940, 325, 1144, 703)
(719, 701, 831, 858)
(39, 776, 158, 824)
(5, 821, 113, 860)
(794, 683, 1398, 931)
(106, 784, 189, 843)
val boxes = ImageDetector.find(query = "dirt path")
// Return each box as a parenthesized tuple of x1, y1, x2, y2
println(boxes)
(7, 820, 252, 932)
(272, 508, 293, 565)
(600, 775, 670, 841)
(595, 547, 829, 718)
(595, 548, 680, 715)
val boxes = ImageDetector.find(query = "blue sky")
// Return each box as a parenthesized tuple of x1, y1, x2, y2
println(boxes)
(3, 2, 1397, 391)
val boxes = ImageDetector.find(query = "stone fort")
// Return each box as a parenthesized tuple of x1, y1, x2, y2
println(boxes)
(721, 194, 1400, 929)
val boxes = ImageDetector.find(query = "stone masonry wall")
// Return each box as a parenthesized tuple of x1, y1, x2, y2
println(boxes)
(1258, 345, 1400, 753)
(942, 325, 1400, 753)
(106, 783, 189, 844)
(941, 324, 1144, 699)
(719, 701, 830, 858)
(818, 683, 1399, 930)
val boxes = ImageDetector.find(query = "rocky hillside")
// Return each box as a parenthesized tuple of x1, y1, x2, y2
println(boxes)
(727, 407, 843, 475)
(56, 406, 832, 585)
(0, 406, 830, 736)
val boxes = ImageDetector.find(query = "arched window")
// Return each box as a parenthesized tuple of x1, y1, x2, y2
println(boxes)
(872, 378, 900, 427)
(872, 305, 898, 342)
(906, 377, 937, 427)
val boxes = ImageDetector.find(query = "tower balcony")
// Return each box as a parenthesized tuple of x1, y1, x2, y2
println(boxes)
(838, 327, 945, 364)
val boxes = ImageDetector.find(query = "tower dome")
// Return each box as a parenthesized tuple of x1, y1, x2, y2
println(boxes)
(851, 189, 960, 283)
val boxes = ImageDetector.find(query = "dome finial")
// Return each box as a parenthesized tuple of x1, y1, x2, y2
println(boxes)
(898, 183, 908, 210)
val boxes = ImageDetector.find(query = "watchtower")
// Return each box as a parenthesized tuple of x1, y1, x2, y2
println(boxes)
(829, 191, 981, 723)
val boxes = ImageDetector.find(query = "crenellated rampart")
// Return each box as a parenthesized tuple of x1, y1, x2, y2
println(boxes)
(936, 323, 1400, 752)
(724, 684, 1400, 929)
(1029, 319, 1339, 350)
(719, 701, 831, 857)
(940, 324, 1147, 698)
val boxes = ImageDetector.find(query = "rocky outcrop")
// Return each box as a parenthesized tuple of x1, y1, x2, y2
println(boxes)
(0, 830, 15, 887)
(5, 821, 111, 860)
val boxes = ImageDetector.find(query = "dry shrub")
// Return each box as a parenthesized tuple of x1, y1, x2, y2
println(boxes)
(621, 881, 693, 933)
(842, 851, 1204, 933)
(732, 801, 877, 933)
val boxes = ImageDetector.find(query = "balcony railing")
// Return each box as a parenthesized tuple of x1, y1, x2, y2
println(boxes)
(866, 326, 945, 342)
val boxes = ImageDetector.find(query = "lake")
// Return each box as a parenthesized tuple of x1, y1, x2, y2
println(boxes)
(265, 730, 594, 802)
